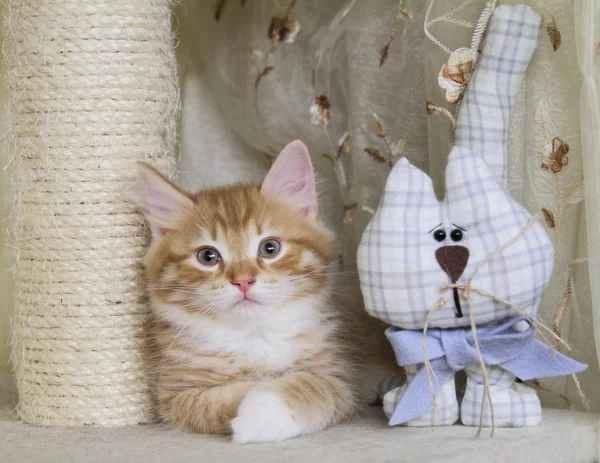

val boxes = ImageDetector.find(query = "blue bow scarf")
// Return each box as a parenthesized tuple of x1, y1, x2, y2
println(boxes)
(386, 317, 587, 425)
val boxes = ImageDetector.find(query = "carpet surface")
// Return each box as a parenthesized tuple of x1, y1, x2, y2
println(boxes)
(1, 374, 598, 463)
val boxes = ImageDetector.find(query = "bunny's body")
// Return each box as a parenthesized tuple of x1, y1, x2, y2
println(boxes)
(357, 5, 585, 428)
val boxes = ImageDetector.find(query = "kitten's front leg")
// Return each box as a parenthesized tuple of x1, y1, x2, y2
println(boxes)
(231, 370, 356, 444)
(158, 381, 254, 434)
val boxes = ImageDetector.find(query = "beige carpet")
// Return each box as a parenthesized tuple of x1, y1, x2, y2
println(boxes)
(1, 374, 598, 463)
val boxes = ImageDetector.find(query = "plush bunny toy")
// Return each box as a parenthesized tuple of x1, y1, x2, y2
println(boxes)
(357, 4, 586, 428)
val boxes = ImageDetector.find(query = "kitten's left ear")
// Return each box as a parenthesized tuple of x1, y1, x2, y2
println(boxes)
(130, 163, 194, 238)
(262, 140, 317, 219)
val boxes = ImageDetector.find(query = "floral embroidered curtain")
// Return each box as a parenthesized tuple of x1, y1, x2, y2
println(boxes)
(176, 0, 600, 411)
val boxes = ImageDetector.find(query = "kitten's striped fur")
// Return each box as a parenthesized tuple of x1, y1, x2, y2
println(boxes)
(134, 141, 396, 443)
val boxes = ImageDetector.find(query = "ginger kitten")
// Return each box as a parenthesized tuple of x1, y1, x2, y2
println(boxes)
(133, 141, 367, 443)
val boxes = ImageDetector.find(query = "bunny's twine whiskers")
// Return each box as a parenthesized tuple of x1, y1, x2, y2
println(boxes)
(571, 373, 590, 411)
(423, 214, 586, 436)
(467, 294, 495, 437)
(466, 214, 541, 289)
(422, 296, 447, 425)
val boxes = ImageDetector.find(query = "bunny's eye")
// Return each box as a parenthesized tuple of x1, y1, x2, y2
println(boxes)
(450, 229, 463, 242)
(433, 229, 446, 242)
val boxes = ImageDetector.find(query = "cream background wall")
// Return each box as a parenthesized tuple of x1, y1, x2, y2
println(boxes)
(0, 190, 8, 373)
(0, 4, 9, 371)
(0, 161, 8, 372)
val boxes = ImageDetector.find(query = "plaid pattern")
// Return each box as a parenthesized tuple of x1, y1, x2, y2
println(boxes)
(358, 149, 554, 330)
(455, 4, 542, 187)
(377, 375, 405, 403)
(383, 365, 459, 426)
(461, 363, 541, 427)
(357, 5, 548, 427)
(357, 5, 549, 331)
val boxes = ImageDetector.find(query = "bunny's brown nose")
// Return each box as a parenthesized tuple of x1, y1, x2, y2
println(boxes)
(436, 246, 470, 319)
(435, 245, 470, 283)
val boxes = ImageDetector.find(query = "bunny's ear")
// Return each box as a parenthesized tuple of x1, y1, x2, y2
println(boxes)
(454, 5, 541, 187)
(377, 157, 439, 231)
(385, 157, 437, 199)
(444, 147, 516, 226)
(358, 157, 442, 328)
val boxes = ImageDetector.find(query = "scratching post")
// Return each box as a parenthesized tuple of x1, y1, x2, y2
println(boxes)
(4, 0, 179, 426)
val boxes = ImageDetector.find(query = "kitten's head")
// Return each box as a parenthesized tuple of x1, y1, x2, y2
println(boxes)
(132, 141, 335, 326)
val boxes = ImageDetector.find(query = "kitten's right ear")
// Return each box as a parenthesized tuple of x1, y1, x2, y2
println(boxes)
(131, 162, 194, 238)
(261, 140, 317, 219)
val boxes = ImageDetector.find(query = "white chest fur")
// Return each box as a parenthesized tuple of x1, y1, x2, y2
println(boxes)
(156, 299, 330, 371)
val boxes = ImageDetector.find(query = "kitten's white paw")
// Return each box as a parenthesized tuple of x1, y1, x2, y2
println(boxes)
(231, 390, 303, 444)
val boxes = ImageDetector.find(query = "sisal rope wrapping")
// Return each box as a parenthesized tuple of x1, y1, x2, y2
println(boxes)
(4, 0, 179, 426)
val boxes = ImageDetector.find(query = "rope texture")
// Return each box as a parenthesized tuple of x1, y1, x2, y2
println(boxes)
(4, 0, 179, 426)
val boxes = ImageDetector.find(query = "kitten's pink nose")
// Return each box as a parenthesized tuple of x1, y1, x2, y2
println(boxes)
(231, 278, 256, 294)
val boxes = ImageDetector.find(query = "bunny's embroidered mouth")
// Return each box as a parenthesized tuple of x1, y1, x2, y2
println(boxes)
(435, 245, 470, 318)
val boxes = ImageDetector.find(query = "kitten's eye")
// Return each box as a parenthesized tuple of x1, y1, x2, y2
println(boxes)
(450, 229, 463, 242)
(196, 247, 221, 266)
(259, 239, 281, 259)
(433, 229, 447, 242)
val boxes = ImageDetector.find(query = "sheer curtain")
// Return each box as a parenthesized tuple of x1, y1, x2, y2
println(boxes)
(0, 1, 9, 371)
(176, 0, 599, 410)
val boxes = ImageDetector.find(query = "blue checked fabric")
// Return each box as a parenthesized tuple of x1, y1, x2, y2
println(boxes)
(382, 319, 584, 427)
(356, 5, 558, 427)
(383, 364, 542, 427)
(357, 146, 554, 330)
(358, 4, 547, 331)
(461, 364, 542, 427)
(456, 4, 542, 188)
(383, 364, 459, 426)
